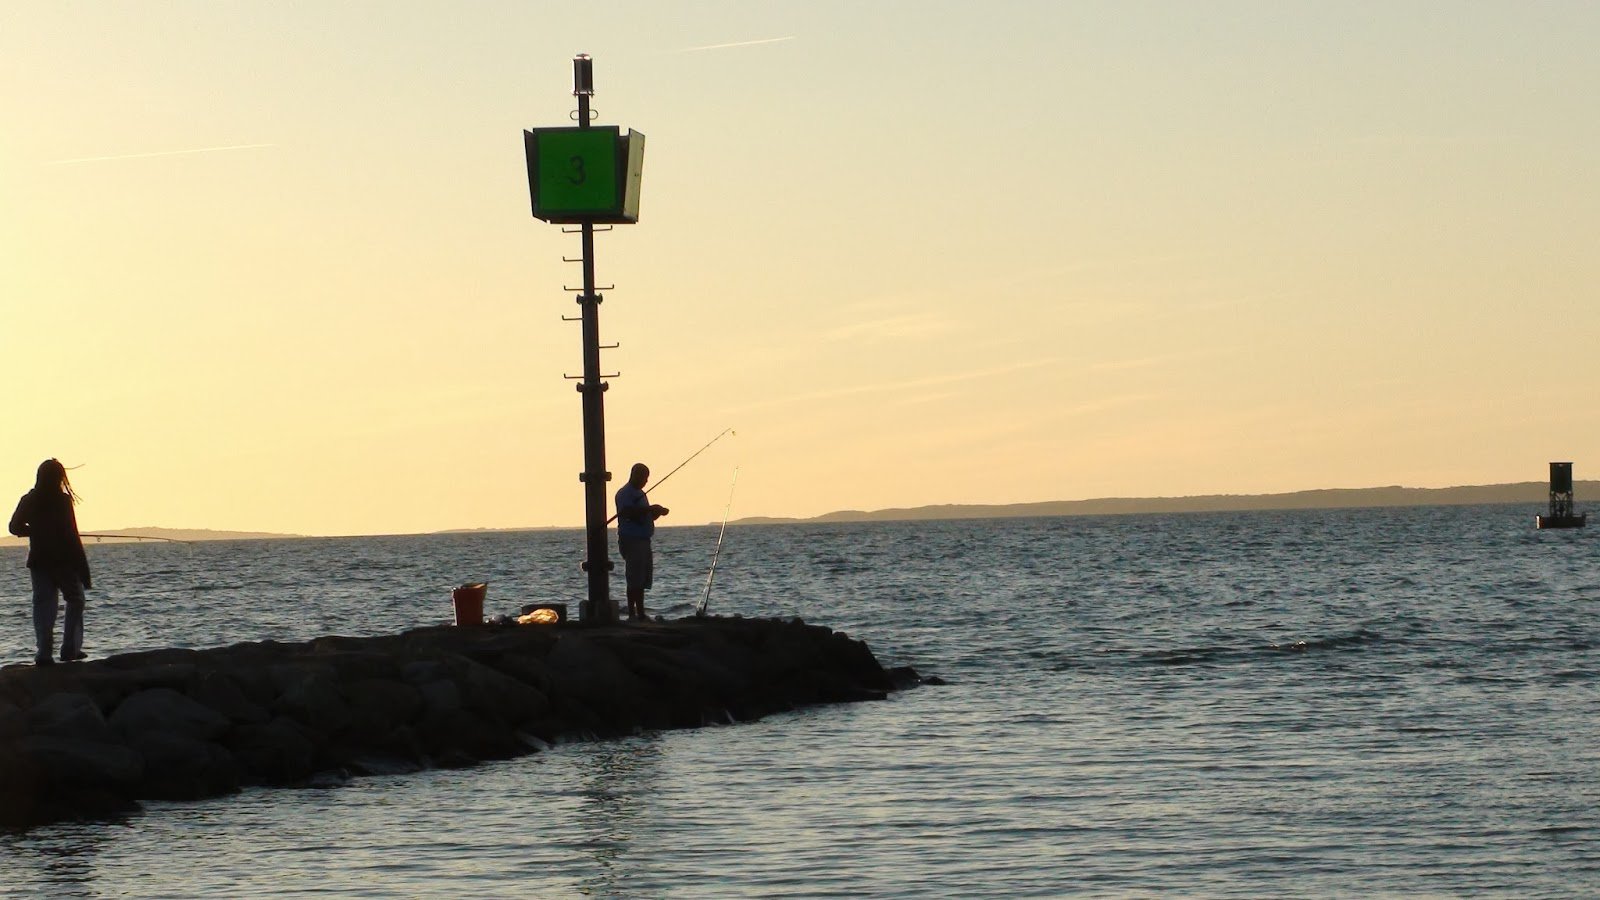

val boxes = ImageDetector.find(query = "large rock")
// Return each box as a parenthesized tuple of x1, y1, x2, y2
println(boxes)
(270, 663, 351, 735)
(485, 653, 552, 694)
(0, 698, 26, 739)
(226, 716, 319, 785)
(455, 655, 551, 728)
(102, 648, 201, 670)
(0, 739, 139, 825)
(413, 678, 462, 714)
(188, 671, 271, 725)
(0, 744, 46, 826)
(110, 662, 198, 693)
(343, 724, 428, 776)
(27, 692, 118, 744)
(339, 677, 425, 736)
(620, 644, 746, 728)
(109, 688, 231, 743)
(17, 735, 144, 787)
(414, 707, 522, 764)
(544, 635, 650, 730)
(305, 645, 402, 681)
(129, 732, 240, 800)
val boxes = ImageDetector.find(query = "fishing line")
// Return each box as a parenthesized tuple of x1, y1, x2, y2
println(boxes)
(605, 427, 735, 524)
(696, 467, 738, 617)
(78, 532, 203, 612)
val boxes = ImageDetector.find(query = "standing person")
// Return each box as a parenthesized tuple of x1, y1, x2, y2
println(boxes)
(614, 462, 668, 621)
(8, 459, 91, 665)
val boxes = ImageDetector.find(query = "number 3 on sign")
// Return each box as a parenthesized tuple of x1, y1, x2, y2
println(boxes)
(566, 155, 587, 185)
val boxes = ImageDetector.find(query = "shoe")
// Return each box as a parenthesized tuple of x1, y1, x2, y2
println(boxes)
(61, 651, 88, 662)
(34, 655, 55, 667)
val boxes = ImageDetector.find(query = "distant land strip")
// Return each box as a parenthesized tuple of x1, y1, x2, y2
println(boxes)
(728, 480, 1599, 525)
(1, 481, 1589, 544)
(0, 527, 299, 547)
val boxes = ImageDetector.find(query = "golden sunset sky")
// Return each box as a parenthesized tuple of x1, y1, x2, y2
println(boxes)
(4, 2, 1597, 536)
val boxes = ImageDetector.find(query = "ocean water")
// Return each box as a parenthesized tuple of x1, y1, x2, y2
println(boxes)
(2, 505, 1598, 897)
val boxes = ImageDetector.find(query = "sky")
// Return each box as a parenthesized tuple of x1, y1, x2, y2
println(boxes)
(3, 1, 1598, 536)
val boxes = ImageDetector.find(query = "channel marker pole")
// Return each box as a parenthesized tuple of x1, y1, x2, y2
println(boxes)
(572, 55, 615, 623)
(523, 54, 646, 623)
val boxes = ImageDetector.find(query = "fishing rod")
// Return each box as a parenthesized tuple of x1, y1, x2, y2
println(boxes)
(696, 467, 738, 618)
(606, 427, 735, 525)
(80, 533, 194, 545)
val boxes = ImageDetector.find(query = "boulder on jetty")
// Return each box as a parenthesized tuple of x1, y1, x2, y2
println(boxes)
(0, 616, 921, 830)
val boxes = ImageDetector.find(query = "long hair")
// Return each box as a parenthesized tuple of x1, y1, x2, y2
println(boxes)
(34, 458, 81, 504)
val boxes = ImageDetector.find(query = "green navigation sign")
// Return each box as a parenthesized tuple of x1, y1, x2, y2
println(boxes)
(523, 126, 645, 224)
(533, 127, 617, 214)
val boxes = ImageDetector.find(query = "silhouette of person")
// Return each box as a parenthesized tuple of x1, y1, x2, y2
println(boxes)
(614, 462, 668, 621)
(8, 459, 91, 665)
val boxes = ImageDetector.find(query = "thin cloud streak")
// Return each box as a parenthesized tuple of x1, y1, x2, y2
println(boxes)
(1085, 347, 1234, 373)
(720, 357, 1061, 415)
(43, 143, 276, 166)
(673, 36, 795, 53)
(825, 312, 960, 343)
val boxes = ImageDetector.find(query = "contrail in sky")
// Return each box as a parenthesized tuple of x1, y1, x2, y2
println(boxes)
(43, 143, 276, 166)
(673, 36, 795, 53)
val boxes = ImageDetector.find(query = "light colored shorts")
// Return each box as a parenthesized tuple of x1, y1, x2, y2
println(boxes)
(618, 537, 653, 591)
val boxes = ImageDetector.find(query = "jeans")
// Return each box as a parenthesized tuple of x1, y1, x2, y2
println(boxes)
(31, 568, 85, 661)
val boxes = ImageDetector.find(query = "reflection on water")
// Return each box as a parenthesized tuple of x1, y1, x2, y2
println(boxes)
(3, 509, 1598, 896)
(575, 737, 661, 896)
(0, 826, 115, 899)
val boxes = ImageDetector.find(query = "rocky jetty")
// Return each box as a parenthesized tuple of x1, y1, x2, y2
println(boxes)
(0, 616, 919, 830)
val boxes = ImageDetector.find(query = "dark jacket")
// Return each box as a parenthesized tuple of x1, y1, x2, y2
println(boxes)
(9, 489, 91, 589)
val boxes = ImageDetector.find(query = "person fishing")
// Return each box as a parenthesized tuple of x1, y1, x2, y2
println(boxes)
(8, 459, 92, 665)
(614, 462, 668, 621)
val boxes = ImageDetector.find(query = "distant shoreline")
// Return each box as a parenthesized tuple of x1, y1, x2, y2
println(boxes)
(727, 480, 1596, 525)
(2, 480, 1588, 544)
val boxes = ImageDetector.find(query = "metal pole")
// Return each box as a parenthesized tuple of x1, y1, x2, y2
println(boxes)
(573, 57, 615, 623)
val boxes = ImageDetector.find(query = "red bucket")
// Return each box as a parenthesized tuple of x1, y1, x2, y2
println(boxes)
(451, 582, 487, 625)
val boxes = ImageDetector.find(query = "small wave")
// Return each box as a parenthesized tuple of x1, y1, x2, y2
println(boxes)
(1261, 628, 1386, 654)
(1088, 645, 1247, 667)
(1454, 673, 1520, 685)
(1139, 646, 1238, 666)
(1087, 628, 1390, 668)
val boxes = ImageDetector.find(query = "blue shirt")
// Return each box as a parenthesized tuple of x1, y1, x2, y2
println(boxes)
(615, 484, 653, 540)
